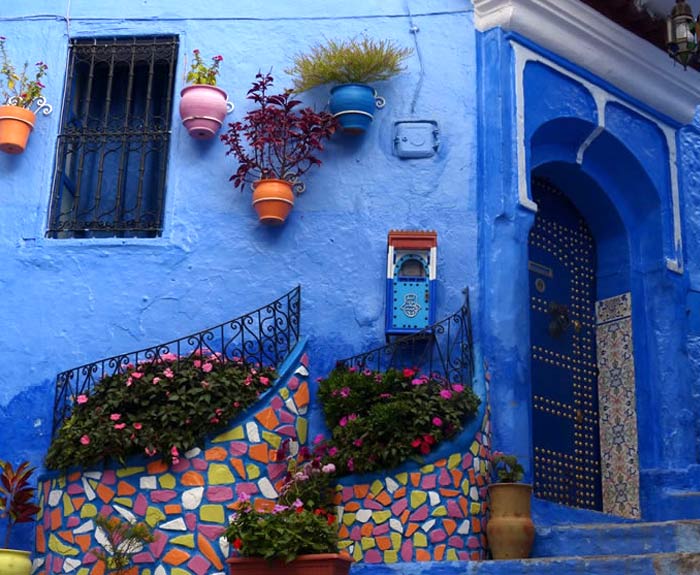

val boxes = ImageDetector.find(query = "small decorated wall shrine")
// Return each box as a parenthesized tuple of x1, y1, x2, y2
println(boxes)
(35, 341, 489, 574)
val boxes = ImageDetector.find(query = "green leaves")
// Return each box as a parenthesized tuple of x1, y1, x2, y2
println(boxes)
(46, 354, 276, 471)
(93, 515, 156, 575)
(287, 36, 413, 92)
(318, 367, 480, 475)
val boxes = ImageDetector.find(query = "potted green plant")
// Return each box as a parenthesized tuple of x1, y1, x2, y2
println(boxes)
(179, 49, 231, 139)
(0, 460, 40, 575)
(287, 36, 412, 134)
(0, 37, 49, 154)
(92, 515, 157, 575)
(220, 72, 337, 225)
(486, 452, 535, 559)
(225, 440, 351, 575)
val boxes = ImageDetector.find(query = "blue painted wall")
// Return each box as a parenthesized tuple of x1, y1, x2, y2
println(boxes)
(0, 0, 478, 473)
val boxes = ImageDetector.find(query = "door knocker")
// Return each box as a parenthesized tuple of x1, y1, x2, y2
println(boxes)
(548, 302, 570, 338)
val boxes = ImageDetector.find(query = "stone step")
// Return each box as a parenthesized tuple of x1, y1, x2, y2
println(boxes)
(533, 519, 700, 558)
(348, 552, 700, 575)
(645, 490, 700, 521)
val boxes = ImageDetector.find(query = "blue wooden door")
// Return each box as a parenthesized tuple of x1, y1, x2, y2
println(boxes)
(528, 178, 602, 511)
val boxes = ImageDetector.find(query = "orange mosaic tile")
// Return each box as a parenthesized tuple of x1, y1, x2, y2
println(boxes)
(410, 473, 421, 487)
(405, 523, 420, 537)
(376, 536, 392, 551)
(68, 471, 81, 482)
(360, 523, 374, 537)
(476, 474, 486, 486)
(470, 551, 482, 560)
(117, 481, 136, 496)
(471, 517, 481, 533)
(353, 484, 369, 499)
(374, 491, 391, 506)
(35, 525, 45, 553)
(182, 471, 205, 486)
(338, 525, 349, 539)
(416, 549, 432, 561)
(293, 382, 309, 408)
(394, 487, 406, 499)
(434, 458, 447, 468)
(50, 508, 62, 530)
(198, 533, 224, 570)
(400, 509, 410, 523)
(255, 407, 280, 430)
(71, 496, 85, 511)
(205, 446, 228, 461)
(344, 501, 360, 512)
(443, 519, 457, 535)
(230, 458, 246, 479)
(58, 529, 75, 543)
(435, 545, 446, 560)
(459, 497, 469, 516)
(468, 469, 476, 484)
(254, 499, 276, 512)
(439, 488, 460, 497)
(450, 469, 463, 487)
(163, 549, 190, 565)
(249, 443, 269, 463)
(76, 534, 92, 552)
(333, 491, 343, 506)
(95, 484, 115, 504)
(165, 504, 182, 514)
(147, 460, 168, 474)
(91, 561, 105, 575)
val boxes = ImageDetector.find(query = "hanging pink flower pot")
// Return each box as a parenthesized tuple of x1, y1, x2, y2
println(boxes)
(179, 84, 230, 140)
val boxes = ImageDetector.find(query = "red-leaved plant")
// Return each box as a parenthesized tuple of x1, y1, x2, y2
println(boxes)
(221, 72, 337, 191)
(0, 460, 40, 548)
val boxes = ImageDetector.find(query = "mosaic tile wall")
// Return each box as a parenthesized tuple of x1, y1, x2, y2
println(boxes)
(596, 292, 641, 519)
(35, 346, 489, 573)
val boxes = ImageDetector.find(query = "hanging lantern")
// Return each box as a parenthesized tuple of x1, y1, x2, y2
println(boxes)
(666, 0, 699, 69)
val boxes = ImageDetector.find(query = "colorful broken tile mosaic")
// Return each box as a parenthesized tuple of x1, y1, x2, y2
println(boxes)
(35, 346, 489, 574)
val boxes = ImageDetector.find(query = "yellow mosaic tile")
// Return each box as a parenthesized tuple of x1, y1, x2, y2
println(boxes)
(245, 464, 261, 480)
(208, 464, 235, 485)
(432, 505, 447, 517)
(296, 418, 307, 444)
(447, 549, 458, 561)
(470, 502, 482, 515)
(62, 493, 74, 515)
(116, 466, 145, 478)
(113, 497, 133, 508)
(390, 533, 402, 549)
(448, 453, 461, 469)
(343, 512, 357, 526)
(261, 430, 281, 449)
(171, 534, 195, 548)
(212, 426, 245, 443)
(370, 480, 384, 496)
(384, 550, 398, 563)
(280, 388, 289, 399)
(420, 464, 435, 473)
(470, 440, 479, 456)
(360, 537, 375, 550)
(48, 533, 79, 556)
(146, 506, 166, 527)
(413, 532, 428, 547)
(80, 504, 97, 519)
(352, 545, 363, 561)
(395, 473, 408, 485)
(410, 491, 427, 508)
(159, 473, 176, 489)
(200, 504, 225, 523)
(372, 510, 391, 524)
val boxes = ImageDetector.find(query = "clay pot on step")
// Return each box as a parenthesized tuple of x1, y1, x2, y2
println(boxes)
(486, 483, 535, 559)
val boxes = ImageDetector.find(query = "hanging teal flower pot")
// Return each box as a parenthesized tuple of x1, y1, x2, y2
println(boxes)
(329, 84, 385, 135)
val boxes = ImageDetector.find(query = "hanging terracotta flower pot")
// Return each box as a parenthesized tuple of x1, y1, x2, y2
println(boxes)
(252, 179, 295, 225)
(179, 84, 229, 139)
(487, 482, 535, 559)
(0, 106, 36, 155)
(227, 553, 353, 575)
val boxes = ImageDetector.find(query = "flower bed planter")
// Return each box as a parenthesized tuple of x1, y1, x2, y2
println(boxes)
(227, 553, 353, 575)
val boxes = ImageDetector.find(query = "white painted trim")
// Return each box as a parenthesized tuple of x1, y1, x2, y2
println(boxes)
(387, 246, 395, 280)
(429, 247, 437, 280)
(512, 41, 684, 274)
(474, 0, 700, 124)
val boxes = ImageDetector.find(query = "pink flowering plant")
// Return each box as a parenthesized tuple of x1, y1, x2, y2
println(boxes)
(186, 49, 223, 86)
(317, 366, 480, 475)
(225, 439, 338, 563)
(0, 37, 48, 108)
(45, 352, 276, 470)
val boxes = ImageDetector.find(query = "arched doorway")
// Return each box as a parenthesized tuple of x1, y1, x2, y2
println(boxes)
(528, 177, 602, 510)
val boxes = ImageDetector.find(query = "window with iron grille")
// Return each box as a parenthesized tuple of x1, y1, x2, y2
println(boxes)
(47, 36, 178, 239)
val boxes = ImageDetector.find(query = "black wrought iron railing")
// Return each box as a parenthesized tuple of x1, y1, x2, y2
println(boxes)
(338, 290, 475, 385)
(52, 286, 301, 434)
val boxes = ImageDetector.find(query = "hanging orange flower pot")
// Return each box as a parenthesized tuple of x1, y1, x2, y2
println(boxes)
(0, 106, 36, 155)
(252, 179, 295, 225)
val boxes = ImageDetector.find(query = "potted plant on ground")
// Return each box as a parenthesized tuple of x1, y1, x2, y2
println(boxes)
(287, 36, 412, 134)
(225, 439, 351, 575)
(0, 460, 40, 575)
(220, 72, 337, 225)
(179, 49, 231, 139)
(0, 37, 48, 154)
(486, 452, 535, 560)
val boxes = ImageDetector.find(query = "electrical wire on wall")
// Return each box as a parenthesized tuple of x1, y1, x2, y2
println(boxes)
(404, 0, 425, 115)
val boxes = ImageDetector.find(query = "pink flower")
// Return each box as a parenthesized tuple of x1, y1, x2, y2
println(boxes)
(171, 446, 179, 457)
(202, 363, 213, 373)
(76, 395, 88, 404)
(348, 367, 357, 373)
(452, 384, 464, 393)
(353, 438, 363, 447)
(339, 416, 348, 427)
(145, 447, 157, 457)
(126, 378, 133, 387)
(322, 463, 336, 473)
(131, 371, 143, 379)
(164, 368, 174, 379)
(440, 389, 453, 400)
(329, 447, 338, 456)
(201, 380, 210, 388)
(153, 377, 161, 384)
(432, 417, 443, 427)
(133, 423, 143, 430)
(340, 387, 350, 398)
(412, 377, 426, 386)
(403, 368, 416, 378)
(292, 498, 303, 509)
(379, 393, 392, 399)
(313, 434, 325, 445)
(114, 423, 126, 430)
(259, 376, 269, 385)
(347, 458, 354, 471)
(348, 413, 358, 421)
(110, 413, 121, 421)
(238, 491, 251, 503)
(80, 435, 90, 445)
(193, 360, 202, 368)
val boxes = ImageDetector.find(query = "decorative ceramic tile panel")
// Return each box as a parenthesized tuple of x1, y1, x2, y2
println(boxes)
(596, 293, 641, 519)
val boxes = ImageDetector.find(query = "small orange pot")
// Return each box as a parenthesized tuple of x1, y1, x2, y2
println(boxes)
(252, 179, 295, 225)
(0, 105, 36, 154)
(487, 483, 535, 559)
